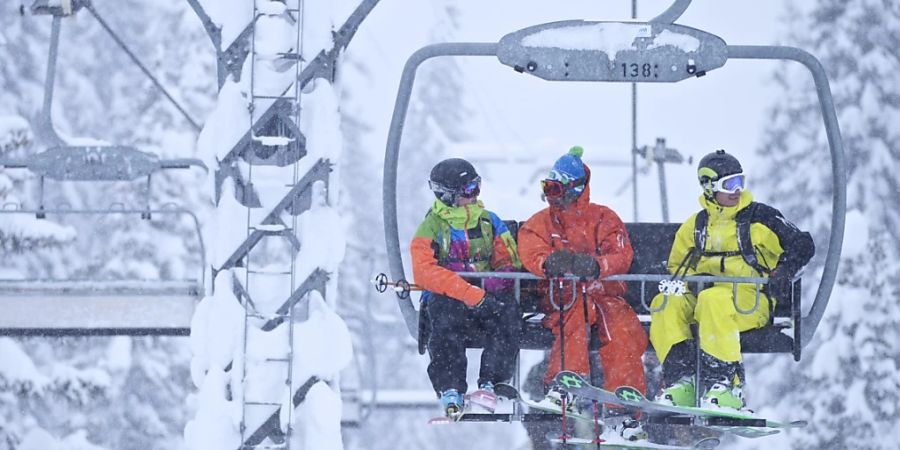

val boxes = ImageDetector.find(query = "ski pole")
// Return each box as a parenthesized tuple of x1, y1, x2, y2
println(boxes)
(552, 279, 570, 443)
(371, 273, 423, 299)
(578, 281, 602, 448)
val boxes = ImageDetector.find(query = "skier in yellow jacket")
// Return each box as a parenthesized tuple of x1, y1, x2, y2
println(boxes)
(650, 150, 814, 411)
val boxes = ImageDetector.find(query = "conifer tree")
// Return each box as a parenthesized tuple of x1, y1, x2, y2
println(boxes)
(746, 2, 900, 449)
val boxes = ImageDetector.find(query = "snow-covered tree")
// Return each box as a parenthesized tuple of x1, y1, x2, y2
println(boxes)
(743, 2, 900, 449)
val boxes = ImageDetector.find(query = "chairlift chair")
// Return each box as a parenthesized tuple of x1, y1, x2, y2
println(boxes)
(0, 2, 212, 336)
(381, 0, 846, 362)
(0, 145, 207, 336)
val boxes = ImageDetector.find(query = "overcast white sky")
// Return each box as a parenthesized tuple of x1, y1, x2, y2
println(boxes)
(349, 0, 812, 223)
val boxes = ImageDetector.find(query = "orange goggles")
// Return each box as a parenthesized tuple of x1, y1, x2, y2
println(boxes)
(541, 179, 583, 198)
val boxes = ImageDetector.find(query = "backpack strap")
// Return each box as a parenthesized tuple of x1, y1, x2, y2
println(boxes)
(692, 202, 769, 276)
(735, 202, 769, 275)
(693, 209, 709, 255)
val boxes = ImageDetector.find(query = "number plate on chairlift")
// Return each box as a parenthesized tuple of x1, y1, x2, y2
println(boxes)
(497, 20, 727, 83)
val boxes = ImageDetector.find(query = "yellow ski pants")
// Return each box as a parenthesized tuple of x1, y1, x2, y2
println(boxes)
(649, 284, 771, 364)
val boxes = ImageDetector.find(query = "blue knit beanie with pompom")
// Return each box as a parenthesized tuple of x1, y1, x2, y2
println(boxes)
(548, 146, 586, 187)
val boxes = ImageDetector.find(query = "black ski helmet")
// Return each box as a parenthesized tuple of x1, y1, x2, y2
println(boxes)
(697, 149, 743, 198)
(429, 158, 480, 205)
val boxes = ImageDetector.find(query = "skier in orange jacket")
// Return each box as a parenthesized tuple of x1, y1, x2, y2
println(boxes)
(518, 147, 648, 403)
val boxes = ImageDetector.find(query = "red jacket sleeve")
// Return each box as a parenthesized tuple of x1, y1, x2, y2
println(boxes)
(517, 211, 552, 277)
(593, 207, 634, 276)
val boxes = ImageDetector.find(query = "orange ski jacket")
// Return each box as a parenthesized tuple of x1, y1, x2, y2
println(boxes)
(518, 167, 633, 298)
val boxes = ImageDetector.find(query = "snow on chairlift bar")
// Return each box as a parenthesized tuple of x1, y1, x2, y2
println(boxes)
(497, 20, 727, 82)
(1, 145, 207, 182)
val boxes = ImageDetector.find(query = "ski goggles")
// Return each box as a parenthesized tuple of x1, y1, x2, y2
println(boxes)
(710, 173, 746, 194)
(540, 178, 584, 198)
(429, 177, 481, 198)
(459, 178, 481, 198)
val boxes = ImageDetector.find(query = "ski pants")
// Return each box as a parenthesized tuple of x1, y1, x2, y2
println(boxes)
(541, 293, 648, 394)
(649, 283, 771, 365)
(426, 292, 521, 396)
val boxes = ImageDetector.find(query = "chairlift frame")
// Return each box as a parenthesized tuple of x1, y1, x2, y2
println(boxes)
(382, 2, 846, 354)
(0, 147, 208, 336)
(0, 2, 212, 336)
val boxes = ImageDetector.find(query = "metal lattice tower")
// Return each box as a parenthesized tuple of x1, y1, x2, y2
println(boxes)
(184, 0, 381, 447)
(238, 1, 305, 447)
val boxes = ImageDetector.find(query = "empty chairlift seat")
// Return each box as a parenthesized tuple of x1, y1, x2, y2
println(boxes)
(0, 280, 201, 336)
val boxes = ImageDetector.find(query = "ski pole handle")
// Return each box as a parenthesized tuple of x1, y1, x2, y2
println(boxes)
(371, 272, 423, 299)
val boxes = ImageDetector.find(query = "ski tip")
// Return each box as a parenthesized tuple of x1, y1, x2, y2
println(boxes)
(553, 370, 592, 392)
(614, 385, 647, 403)
(544, 432, 594, 445)
(427, 417, 453, 425)
(493, 383, 519, 400)
(789, 420, 808, 427)
(553, 370, 586, 384)
(694, 437, 721, 449)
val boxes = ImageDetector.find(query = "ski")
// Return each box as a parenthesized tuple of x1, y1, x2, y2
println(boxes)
(427, 402, 470, 425)
(545, 432, 720, 449)
(467, 388, 498, 412)
(552, 371, 805, 439)
(427, 385, 523, 424)
(427, 394, 475, 425)
(613, 385, 806, 429)
(493, 382, 601, 424)
(426, 385, 585, 424)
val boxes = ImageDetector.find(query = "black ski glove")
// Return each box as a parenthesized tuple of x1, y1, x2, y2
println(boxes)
(570, 253, 600, 279)
(472, 292, 501, 316)
(767, 267, 794, 302)
(544, 249, 575, 278)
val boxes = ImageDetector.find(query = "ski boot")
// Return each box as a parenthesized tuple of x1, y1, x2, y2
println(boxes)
(538, 385, 583, 415)
(616, 418, 649, 442)
(468, 382, 498, 412)
(701, 379, 745, 411)
(655, 376, 696, 407)
(440, 389, 465, 419)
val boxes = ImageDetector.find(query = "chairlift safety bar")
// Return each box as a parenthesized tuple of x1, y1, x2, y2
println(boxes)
(0, 207, 207, 295)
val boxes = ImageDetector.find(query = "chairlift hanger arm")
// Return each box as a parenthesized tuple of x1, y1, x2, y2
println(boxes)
(727, 45, 847, 348)
(383, 43, 498, 338)
(650, 0, 692, 24)
(37, 15, 67, 147)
